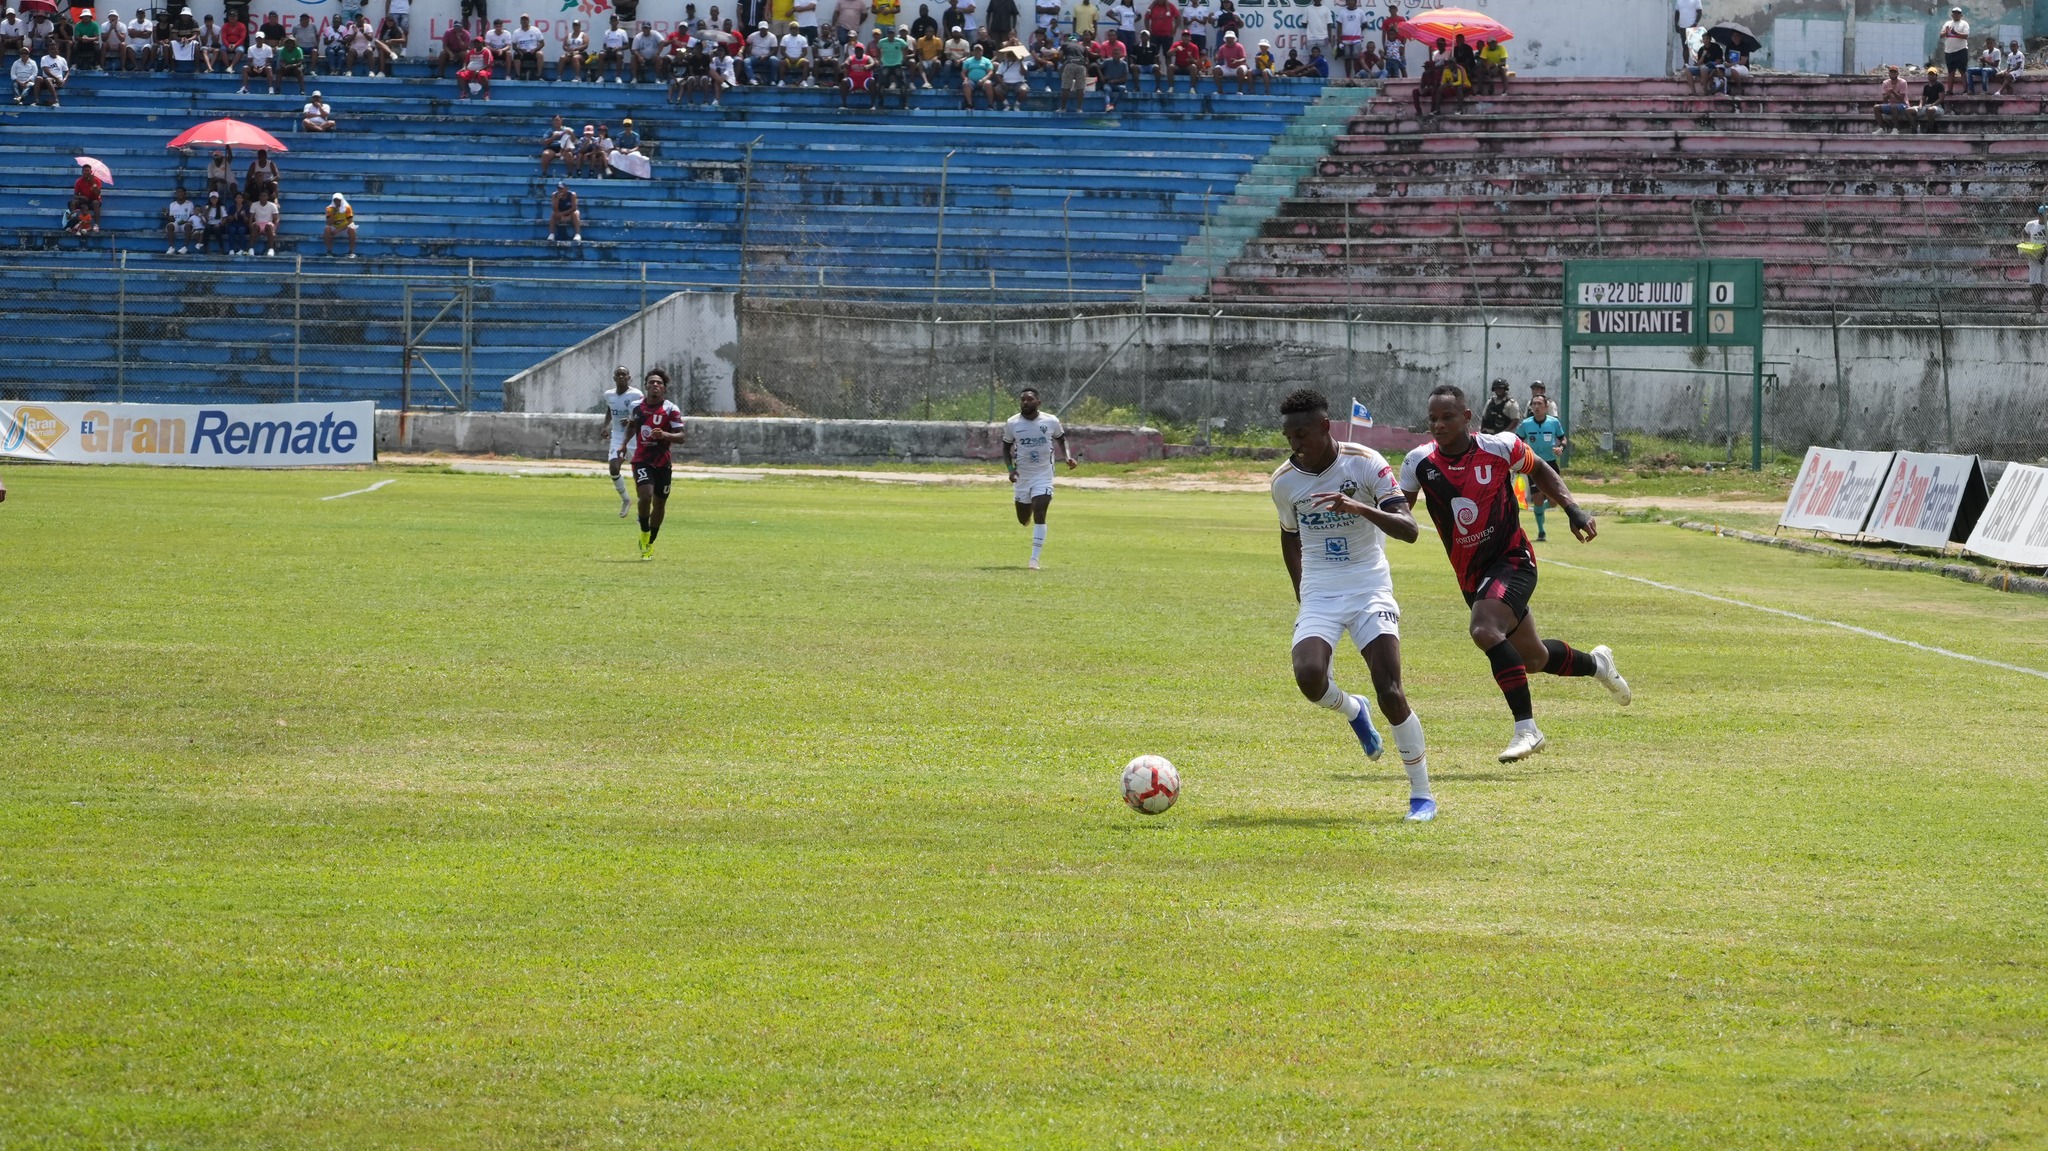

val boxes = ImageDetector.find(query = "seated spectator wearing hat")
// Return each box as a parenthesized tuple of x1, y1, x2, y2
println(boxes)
(277, 33, 308, 93)
(202, 191, 236, 254)
(508, 13, 545, 79)
(323, 193, 358, 258)
(432, 19, 468, 77)
(778, 23, 811, 84)
(958, 40, 994, 107)
(1913, 65, 1946, 132)
(1163, 27, 1204, 94)
(1248, 37, 1274, 93)
(301, 90, 335, 131)
(992, 37, 1031, 108)
(549, 181, 582, 243)
(248, 190, 280, 256)
(597, 15, 628, 82)
(628, 20, 662, 82)
(539, 113, 575, 175)
(1127, 28, 1160, 91)
(744, 20, 779, 84)
(1873, 65, 1910, 133)
(839, 40, 875, 107)
(572, 123, 606, 175)
(455, 38, 494, 98)
(71, 163, 102, 230)
(913, 21, 943, 85)
(239, 32, 275, 92)
(10, 45, 43, 105)
(556, 19, 587, 80)
(163, 188, 200, 254)
(1210, 29, 1247, 94)
(1476, 37, 1506, 93)
(0, 10, 25, 61)
(71, 9, 103, 70)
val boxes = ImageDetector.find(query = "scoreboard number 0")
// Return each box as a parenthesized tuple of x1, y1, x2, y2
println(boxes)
(1709, 280, 1735, 305)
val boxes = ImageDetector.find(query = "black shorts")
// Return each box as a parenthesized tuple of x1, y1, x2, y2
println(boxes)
(1463, 560, 1538, 621)
(633, 463, 672, 497)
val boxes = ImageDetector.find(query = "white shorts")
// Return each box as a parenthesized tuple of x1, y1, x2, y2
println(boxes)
(1292, 587, 1401, 653)
(609, 428, 628, 457)
(1014, 476, 1053, 502)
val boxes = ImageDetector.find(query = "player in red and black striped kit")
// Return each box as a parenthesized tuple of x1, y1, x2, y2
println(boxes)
(624, 369, 686, 560)
(1399, 384, 1632, 762)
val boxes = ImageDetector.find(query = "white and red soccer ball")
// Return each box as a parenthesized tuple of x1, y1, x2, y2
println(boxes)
(1121, 755, 1180, 815)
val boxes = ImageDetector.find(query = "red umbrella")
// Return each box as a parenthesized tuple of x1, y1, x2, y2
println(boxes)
(75, 156, 114, 185)
(1397, 7, 1513, 45)
(166, 119, 290, 153)
(18, 0, 57, 15)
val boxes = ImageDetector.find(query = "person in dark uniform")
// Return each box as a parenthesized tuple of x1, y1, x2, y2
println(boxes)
(1479, 377, 1521, 435)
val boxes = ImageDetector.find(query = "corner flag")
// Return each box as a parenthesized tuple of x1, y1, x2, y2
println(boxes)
(1349, 400, 1374, 428)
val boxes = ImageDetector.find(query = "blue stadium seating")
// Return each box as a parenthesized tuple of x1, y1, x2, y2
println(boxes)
(0, 68, 1327, 407)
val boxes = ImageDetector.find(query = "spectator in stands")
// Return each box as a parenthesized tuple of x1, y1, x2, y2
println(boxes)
(343, 16, 380, 75)
(1967, 35, 1998, 93)
(0, 11, 24, 62)
(239, 29, 275, 91)
(1685, 34, 1723, 95)
(1380, 1, 1406, 77)
(1249, 37, 1273, 92)
(277, 32, 307, 92)
(195, 14, 220, 70)
(1051, 24, 1084, 108)
(123, 8, 156, 69)
(1028, 27, 1058, 88)
(836, 0, 868, 45)
(202, 191, 234, 253)
(1938, 8, 1969, 85)
(433, 19, 469, 76)
(777, 22, 810, 84)
(1142, 0, 1175, 50)
(249, 189, 279, 256)
(1671, 0, 1701, 74)
(224, 190, 251, 254)
(1209, 29, 1246, 94)
(72, 9, 102, 70)
(71, 162, 103, 228)
(384, 0, 411, 39)
(909, 2, 937, 38)
(812, 31, 842, 84)
(992, 37, 1031, 107)
(168, 23, 200, 73)
(290, 15, 319, 75)
(1096, 36, 1130, 108)
(323, 192, 357, 258)
(549, 181, 582, 242)
(1033, 0, 1057, 41)
(375, 10, 407, 65)
(628, 20, 661, 82)
(257, 10, 287, 44)
(36, 38, 66, 102)
(958, 39, 993, 106)
(839, 39, 873, 105)
(321, 18, 346, 73)
(24, 9, 51, 56)
(455, 35, 494, 97)
(245, 147, 281, 204)
(598, 15, 627, 81)
(744, 20, 777, 83)
(2022, 204, 2047, 313)
(100, 12, 132, 71)
(1129, 28, 1161, 89)
(1479, 377, 1520, 433)
(1996, 40, 2024, 95)
(1914, 65, 1946, 132)
(204, 149, 236, 199)
(1183, 0, 1209, 51)
(876, 26, 911, 104)
(1722, 47, 1751, 99)
(9, 44, 40, 104)
(1164, 26, 1202, 93)
(301, 90, 335, 131)
(557, 19, 588, 79)
(481, 16, 511, 64)
(1477, 37, 1506, 93)
(668, 34, 699, 101)
(874, 0, 900, 36)
(913, 20, 943, 84)
(539, 113, 575, 174)
(1874, 65, 1911, 133)
(164, 188, 200, 253)
(793, 0, 820, 43)
(151, 11, 175, 69)
(615, 117, 640, 154)
(573, 123, 606, 174)
(1278, 46, 1312, 77)
(508, 13, 544, 79)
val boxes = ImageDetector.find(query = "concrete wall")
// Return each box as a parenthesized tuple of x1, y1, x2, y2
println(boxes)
(733, 301, 2048, 458)
(376, 410, 1165, 465)
(504, 291, 737, 417)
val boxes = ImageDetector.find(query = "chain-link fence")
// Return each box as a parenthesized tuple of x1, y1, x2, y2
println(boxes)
(2, 256, 2042, 454)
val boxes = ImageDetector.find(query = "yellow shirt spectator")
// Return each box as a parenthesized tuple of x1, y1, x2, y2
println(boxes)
(873, 0, 901, 28)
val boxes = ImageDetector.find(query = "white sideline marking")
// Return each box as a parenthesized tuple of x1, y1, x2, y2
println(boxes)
(320, 479, 396, 502)
(1546, 558, 2048, 683)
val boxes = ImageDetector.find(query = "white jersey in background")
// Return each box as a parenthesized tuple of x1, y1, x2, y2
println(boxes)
(1272, 442, 1405, 650)
(604, 386, 644, 455)
(1002, 411, 1065, 500)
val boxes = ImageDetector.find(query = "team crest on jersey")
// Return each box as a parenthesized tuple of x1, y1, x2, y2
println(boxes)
(1338, 479, 1358, 497)
(1473, 465, 1494, 485)
(1324, 536, 1351, 560)
(1450, 496, 1481, 535)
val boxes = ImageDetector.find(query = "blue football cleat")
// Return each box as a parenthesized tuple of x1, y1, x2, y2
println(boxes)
(1406, 797, 1438, 823)
(1347, 694, 1384, 761)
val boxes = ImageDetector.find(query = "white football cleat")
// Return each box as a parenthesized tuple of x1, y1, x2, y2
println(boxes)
(1592, 644, 1631, 706)
(1498, 727, 1546, 763)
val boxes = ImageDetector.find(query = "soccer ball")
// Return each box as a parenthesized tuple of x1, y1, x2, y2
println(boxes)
(1121, 755, 1180, 815)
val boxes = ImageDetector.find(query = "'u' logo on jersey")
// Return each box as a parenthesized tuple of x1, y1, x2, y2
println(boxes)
(1473, 465, 1494, 485)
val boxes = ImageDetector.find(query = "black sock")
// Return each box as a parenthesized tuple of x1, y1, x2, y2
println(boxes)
(1543, 640, 1597, 677)
(1485, 640, 1533, 721)
(638, 512, 649, 532)
(649, 522, 661, 543)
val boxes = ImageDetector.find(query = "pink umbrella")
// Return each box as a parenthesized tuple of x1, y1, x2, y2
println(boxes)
(75, 155, 113, 185)
(166, 119, 290, 153)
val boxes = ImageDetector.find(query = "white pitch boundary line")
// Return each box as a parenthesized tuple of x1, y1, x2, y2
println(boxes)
(320, 479, 396, 502)
(1545, 558, 2048, 683)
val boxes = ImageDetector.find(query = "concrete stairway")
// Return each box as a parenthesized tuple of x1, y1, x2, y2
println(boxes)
(1147, 83, 1379, 299)
(1208, 76, 2048, 312)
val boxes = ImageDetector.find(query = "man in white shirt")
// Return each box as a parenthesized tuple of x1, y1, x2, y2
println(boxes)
(507, 14, 544, 78)
(1113, 0, 1138, 51)
(301, 90, 336, 131)
(1000, 387, 1075, 569)
(629, 20, 662, 81)
(1330, 0, 1366, 79)
(2024, 204, 2047, 313)
(792, 0, 819, 42)
(127, 8, 156, 68)
(36, 46, 64, 102)
(599, 15, 629, 81)
(1939, 7, 1970, 82)
(781, 25, 812, 82)
(1182, 0, 1210, 50)
(747, 20, 780, 83)
(11, 45, 43, 105)
(601, 366, 644, 515)
(248, 192, 280, 256)
(164, 189, 200, 253)
(0, 11, 26, 60)
(240, 35, 274, 92)
(1270, 387, 1435, 821)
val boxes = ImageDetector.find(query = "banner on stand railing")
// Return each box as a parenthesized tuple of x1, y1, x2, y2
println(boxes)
(1964, 463, 2048, 568)
(1778, 446, 1895, 535)
(0, 402, 376, 468)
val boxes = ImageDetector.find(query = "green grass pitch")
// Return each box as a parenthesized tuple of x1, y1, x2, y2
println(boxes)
(3, 464, 2047, 1148)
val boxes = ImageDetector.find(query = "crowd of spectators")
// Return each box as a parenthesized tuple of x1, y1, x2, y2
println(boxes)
(157, 145, 289, 256)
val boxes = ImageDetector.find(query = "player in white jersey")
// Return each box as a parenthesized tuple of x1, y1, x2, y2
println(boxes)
(1271, 388, 1435, 821)
(601, 365, 644, 517)
(1001, 387, 1076, 570)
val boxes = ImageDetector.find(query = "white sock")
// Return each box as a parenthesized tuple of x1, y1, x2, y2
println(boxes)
(1316, 683, 1364, 721)
(1392, 713, 1430, 799)
(612, 473, 627, 498)
(1030, 523, 1046, 562)
(1514, 717, 1540, 737)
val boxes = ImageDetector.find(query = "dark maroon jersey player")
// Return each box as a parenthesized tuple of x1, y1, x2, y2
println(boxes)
(624, 369, 686, 559)
(1399, 384, 1632, 763)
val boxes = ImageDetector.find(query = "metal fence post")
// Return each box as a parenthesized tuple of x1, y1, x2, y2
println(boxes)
(739, 135, 761, 298)
(400, 285, 413, 412)
(639, 261, 649, 377)
(114, 251, 127, 403)
(1138, 274, 1149, 418)
(292, 255, 303, 402)
(986, 269, 997, 423)
(933, 149, 955, 305)
(462, 258, 475, 410)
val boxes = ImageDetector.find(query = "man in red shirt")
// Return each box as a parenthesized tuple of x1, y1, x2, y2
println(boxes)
(434, 21, 469, 77)
(72, 167, 103, 234)
(1165, 26, 1202, 92)
(624, 370, 687, 559)
(1210, 27, 1245, 93)
(840, 40, 874, 105)
(1397, 384, 1631, 763)
(1143, 0, 1177, 43)
(456, 40, 494, 98)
